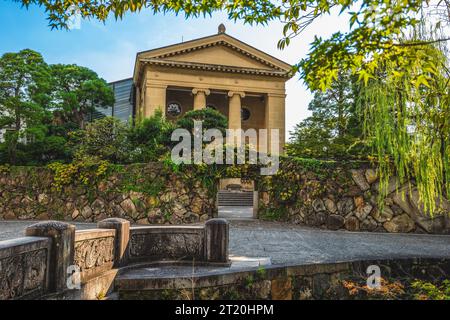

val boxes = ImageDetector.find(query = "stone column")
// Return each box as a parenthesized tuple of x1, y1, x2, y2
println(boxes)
(144, 83, 167, 118)
(97, 218, 130, 267)
(205, 218, 229, 263)
(192, 88, 210, 110)
(25, 221, 75, 292)
(227, 91, 245, 130)
(265, 93, 286, 154)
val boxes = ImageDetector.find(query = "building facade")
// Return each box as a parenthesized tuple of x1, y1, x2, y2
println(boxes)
(105, 25, 292, 154)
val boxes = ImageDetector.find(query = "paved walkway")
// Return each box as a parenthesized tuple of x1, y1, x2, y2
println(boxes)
(1, 219, 449, 266)
(218, 206, 253, 219)
(229, 220, 450, 266)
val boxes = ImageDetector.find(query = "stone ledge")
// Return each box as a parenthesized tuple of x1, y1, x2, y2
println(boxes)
(75, 229, 116, 242)
(0, 237, 51, 259)
(115, 257, 450, 300)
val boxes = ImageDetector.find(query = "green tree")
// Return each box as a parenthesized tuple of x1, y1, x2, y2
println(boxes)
(69, 117, 129, 163)
(0, 49, 51, 164)
(176, 108, 228, 135)
(287, 71, 365, 159)
(359, 42, 450, 213)
(49, 64, 114, 129)
(127, 110, 175, 162)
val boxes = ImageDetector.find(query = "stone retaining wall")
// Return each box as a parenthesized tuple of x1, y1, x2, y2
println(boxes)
(1, 161, 449, 234)
(258, 159, 450, 234)
(118, 258, 450, 300)
(0, 163, 215, 224)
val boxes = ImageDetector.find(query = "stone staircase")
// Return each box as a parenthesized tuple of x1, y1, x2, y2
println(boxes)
(218, 191, 253, 207)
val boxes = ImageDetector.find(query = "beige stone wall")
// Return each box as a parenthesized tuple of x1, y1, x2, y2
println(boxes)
(265, 93, 285, 154)
(139, 65, 286, 153)
(133, 31, 291, 152)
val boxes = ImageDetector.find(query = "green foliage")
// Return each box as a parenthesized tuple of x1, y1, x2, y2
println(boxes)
(256, 266, 266, 280)
(12, 1, 450, 214)
(259, 205, 288, 221)
(342, 277, 450, 300)
(0, 49, 114, 165)
(47, 158, 112, 191)
(411, 279, 450, 300)
(360, 42, 450, 214)
(49, 64, 114, 129)
(127, 110, 175, 162)
(20, 0, 281, 30)
(287, 71, 368, 159)
(0, 49, 51, 164)
(69, 117, 130, 163)
(176, 108, 228, 135)
(19, 1, 447, 93)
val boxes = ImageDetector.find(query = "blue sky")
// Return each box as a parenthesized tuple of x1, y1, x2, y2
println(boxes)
(0, 1, 348, 139)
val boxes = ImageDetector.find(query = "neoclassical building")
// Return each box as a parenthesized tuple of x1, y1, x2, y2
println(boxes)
(103, 25, 292, 153)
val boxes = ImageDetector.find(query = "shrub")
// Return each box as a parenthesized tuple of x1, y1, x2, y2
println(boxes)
(176, 108, 228, 135)
(69, 117, 129, 163)
(127, 110, 175, 162)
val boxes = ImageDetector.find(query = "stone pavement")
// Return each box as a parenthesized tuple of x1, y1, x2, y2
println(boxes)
(229, 220, 450, 266)
(1, 219, 449, 266)
(218, 206, 253, 219)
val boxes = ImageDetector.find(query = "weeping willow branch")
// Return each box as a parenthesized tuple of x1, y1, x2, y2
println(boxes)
(358, 43, 450, 216)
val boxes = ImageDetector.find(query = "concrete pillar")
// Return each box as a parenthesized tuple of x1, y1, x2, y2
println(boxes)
(97, 218, 130, 267)
(205, 218, 229, 263)
(265, 93, 286, 154)
(227, 91, 245, 130)
(25, 221, 75, 292)
(192, 88, 210, 110)
(144, 83, 167, 118)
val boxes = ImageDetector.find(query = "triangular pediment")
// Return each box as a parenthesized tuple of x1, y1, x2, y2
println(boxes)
(159, 44, 274, 70)
(134, 33, 292, 81)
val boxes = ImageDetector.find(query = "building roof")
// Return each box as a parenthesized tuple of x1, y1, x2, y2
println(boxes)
(133, 28, 293, 84)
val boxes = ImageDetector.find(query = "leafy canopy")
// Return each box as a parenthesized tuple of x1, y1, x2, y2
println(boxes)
(287, 71, 367, 159)
(49, 64, 114, 129)
(0, 49, 51, 164)
(0, 49, 115, 165)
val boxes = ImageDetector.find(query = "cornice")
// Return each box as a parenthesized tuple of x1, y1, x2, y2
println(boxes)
(140, 58, 291, 78)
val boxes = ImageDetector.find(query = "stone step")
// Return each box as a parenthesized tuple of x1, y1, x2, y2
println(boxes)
(217, 191, 253, 206)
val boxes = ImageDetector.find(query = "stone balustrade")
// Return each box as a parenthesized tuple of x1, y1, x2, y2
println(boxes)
(0, 218, 229, 300)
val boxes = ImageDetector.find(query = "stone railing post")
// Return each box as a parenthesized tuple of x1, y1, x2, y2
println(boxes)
(25, 221, 75, 292)
(97, 218, 130, 267)
(205, 218, 229, 263)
